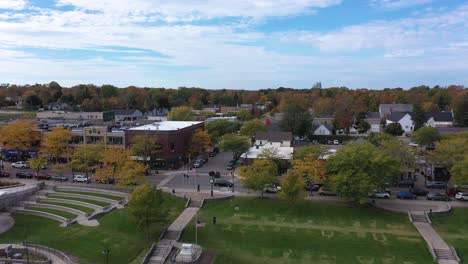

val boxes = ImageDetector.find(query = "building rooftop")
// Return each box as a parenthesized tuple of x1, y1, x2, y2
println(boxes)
(387, 112, 411, 122)
(379, 104, 413, 118)
(255, 131, 292, 142)
(128, 121, 203, 131)
(425, 112, 453, 122)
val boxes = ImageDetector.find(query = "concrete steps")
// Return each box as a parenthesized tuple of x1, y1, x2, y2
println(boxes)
(434, 249, 458, 261)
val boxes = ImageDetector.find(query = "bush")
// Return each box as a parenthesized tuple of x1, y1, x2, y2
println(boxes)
(0, 181, 20, 187)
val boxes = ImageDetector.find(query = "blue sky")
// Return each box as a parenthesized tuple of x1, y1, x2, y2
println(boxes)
(0, 0, 467, 89)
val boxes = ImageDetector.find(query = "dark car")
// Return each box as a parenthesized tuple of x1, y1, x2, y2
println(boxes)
(228, 160, 237, 166)
(0, 171, 10, 178)
(50, 175, 68, 181)
(305, 182, 321, 191)
(397, 191, 417, 199)
(410, 188, 429, 196)
(35, 172, 51, 180)
(208, 152, 216, 157)
(226, 164, 234, 171)
(16, 172, 33, 179)
(201, 157, 208, 164)
(214, 179, 233, 187)
(398, 180, 415, 188)
(426, 181, 447, 189)
(427, 192, 450, 201)
(209, 171, 221, 178)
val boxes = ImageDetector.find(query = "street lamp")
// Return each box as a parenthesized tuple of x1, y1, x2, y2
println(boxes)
(210, 177, 214, 197)
(102, 249, 110, 264)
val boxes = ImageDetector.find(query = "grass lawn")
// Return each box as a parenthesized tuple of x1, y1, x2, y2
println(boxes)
(0, 193, 185, 264)
(56, 190, 125, 201)
(432, 208, 468, 262)
(38, 201, 95, 214)
(26, 207, 78, 219)
(48, 194, 111, 207)
(181, 198, 433, 264)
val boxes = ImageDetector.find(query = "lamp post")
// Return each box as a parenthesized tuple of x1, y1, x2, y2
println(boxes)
(210, 177, 214, 197)
(102, 249, 110, 264)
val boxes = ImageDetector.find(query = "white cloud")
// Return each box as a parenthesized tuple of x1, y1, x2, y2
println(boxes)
(0, 0, 27, 10)
(370, 0, 434, 10)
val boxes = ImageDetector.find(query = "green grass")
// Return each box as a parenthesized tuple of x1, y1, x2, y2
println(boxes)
(181, 198, 433, 264)
(56, 190, 125, 201)
(26, 207, 78, 220)
(48, 195, 111, 207)
(38, 201, 95, 214)
(0, 194, 185, 264)
(432, 208, 468, 262)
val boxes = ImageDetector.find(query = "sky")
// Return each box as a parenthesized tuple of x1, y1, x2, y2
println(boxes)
(0, 0, 467, 90)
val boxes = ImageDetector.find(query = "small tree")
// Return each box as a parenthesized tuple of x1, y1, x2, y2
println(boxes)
(279, 170, 305, 204)
(239, 159, 278, 197)
(42, 126, 72, 163)
(131, 136, 161, 171)
(205, 119, 240, 143)
(28, 157, 48, 177)
(95, 148, 132, 183)
(220, 134, 251, 159)
(411, 126, 441, 148)
(167, 106, 194, 121)
(0, 120, 40, 159)
(128, 184, 167, 241)
(384, 123, 404, 136)
(293, 145, 327, 160)
(412, 103, 426, 130)
(70, 144, 104, 180)
(189, 129, 212, 156)
(239, 119, 267, 138)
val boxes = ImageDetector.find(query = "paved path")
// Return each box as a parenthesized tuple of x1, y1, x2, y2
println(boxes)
(0, 213, 14, 234)
(168, 207, 199, 232)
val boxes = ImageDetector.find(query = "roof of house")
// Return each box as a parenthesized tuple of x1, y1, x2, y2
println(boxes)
(112, 109, 141, 116)
(379, 104, 413, 117)
(387, 112, 411, 122)
(436, 127, 468, 135)
(128, 121, 203, 131)
(255, 131, 292, 142)
(425, 112, 453, 122)
(366, 112, 381, 119)
(240, 145, 294, 160)
(314, 114, 334, 119)
(312, 123, 333, 132)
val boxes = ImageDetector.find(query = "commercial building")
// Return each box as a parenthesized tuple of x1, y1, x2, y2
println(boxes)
(36, 111, 115, 125)
(69, 126, 126, 149)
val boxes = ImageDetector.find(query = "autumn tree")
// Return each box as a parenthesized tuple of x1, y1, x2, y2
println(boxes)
(41, 126, 72, 163)
(131, 136, 161, 171)
(326, 142, 402, 202)
(118, 160, 147, 187)
(167, 106, 194, 121)
(220, 134, 251, 159)
(0, 120, 40, 159)
(239, 159, 278, 197)
(430, 133, 468, 186)
(70, 144, 104, 180)
(293, 145, 327, 160)
(237, 109, 253, 122)
(279, 170, 305, 204)
(450, 157, 468, 187)
(28, 156, 48, 177)
(95, 148, 132, 183)
(239, 119, 267, 137)
(189, 129, 212, 156)
(279, 104, 312, 137)
(128, 184, 167, 241)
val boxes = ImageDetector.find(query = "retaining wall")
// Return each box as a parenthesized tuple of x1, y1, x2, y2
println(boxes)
(0, 184, 41, 210)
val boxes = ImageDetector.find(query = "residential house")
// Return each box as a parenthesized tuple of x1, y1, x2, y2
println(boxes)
(47, 102, 70, 111)
(312, 114, 334, 126)
(386, 112, 414, 134)
(113, 109, 143, 122)
(379, 104, 413, 118)
(311, 124, 333, 135)
(424, 112, 454, 128)
(365, 112, 382, 133)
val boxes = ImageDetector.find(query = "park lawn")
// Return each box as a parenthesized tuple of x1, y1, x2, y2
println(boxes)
(432, 208, 468, 262)
(181, 198, 433, 264)
(0, 193, 185, 264)
(38, 201, 95, 214)
(48, 195, 110, 207)
(27, 207, 78, 219)
(56, 190, 125, 201)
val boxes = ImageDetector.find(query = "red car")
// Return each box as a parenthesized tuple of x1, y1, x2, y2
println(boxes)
(35, 172, 51, 180)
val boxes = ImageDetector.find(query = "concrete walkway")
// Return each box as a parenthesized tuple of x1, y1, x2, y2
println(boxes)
(168, 207, 199, 232)
(0, 213, 14, 234)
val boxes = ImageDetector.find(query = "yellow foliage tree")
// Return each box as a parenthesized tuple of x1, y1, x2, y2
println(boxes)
(41, 126, 72, 163)
(239, 159, 278, 197)
(291, 156, 326, 183)
(279, 170, 306, 204)
(189, 129, 212, 156)
(0, 120, 40, 153)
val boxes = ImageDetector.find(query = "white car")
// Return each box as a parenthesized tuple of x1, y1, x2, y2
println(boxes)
(11, 161, 29, 169)
(264, 184, 281, 193)
(333, 140, 340, 145)
(370, 191, 390, 199)
(409, 142, 419, 147)
(73, 175, 89, 183)
(455, 192, 468, 201)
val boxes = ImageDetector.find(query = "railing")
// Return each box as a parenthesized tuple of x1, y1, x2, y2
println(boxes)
(407, 211, 413, 222)
(22, 242, 77, 264)
(52, 181, 133, 193)
(428, 242, 437, 262)
(185, 196, 191, 208)
(449, 246, 461, 263)
(140, 243, 156, 264)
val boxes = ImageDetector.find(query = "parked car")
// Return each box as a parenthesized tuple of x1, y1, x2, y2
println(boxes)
(426, 181, 447, 189)
(214, 179, 233, 187)
(0, 171, 10, 177)
(200, 157, 208, 164)
(193, 160, 203, 168)
(11, 161, 29, 169)
(397, 191, 417, 199)
(446, 187, 458, 197)
(369, 191, 390, 199)
(226, 164, 234, 171)
(264, 184, 281, 193)
(318, 187, 337, 196)
(455, 192, 468, 201)
(333, 140, 340, 145)
(410, 188, 429, 196)
(409, 142, 419, 147)
(305, 182, 321, 191)
(209, 171, 221, 178)
(50, 175, 68, 181)
(397, 180, 415, 188)
(73, 175, 90, 183)
(35, 172, 51, 180)
(16, 172, 33, 179)
(208, 152, 216, 157)
(427, 192, 450, 201)
(95, 177, 115, 184)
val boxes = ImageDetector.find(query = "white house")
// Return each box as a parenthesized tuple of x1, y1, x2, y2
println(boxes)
(386, 112, 414, 134)
(365, 112, 382, 133)
(312, 124, 332, 135)
(424, 112, 453, 128)
(241, 131, 293, 161)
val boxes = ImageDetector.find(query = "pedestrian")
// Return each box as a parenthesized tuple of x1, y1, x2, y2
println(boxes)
(172, 189, 175, 194)
(213, 216, 217, 225)
(197, 184, 200, 192)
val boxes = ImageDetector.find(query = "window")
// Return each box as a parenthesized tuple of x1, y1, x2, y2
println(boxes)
(170, 142, 175, 151)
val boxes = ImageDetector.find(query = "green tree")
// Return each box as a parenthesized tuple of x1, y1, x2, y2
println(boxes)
(411, 126, 441, 148)
(128, 184, 167, 241)
(453, 94, 468, 127)
(411, 103, 426, 130)
(239, 159, 278, 197)
(205, 119, 240, 143)
(220, 134, 251, 159)
(189, 129, 212, 156)
(293, 145, 327, 160)
(28, 156, 48, 177)
(430, 134, 468, 183)
(326, 142, 401, 202)
(70, 144, 104, 180)
(279, 170, 306, 204)
(237, 109, 253, 122)
(239, 119, 267, 137)
(279, 104, 312, 137)
(450, 156, 468, 187)
(131, 136, 161, 171)
(384, 123, 404, 136)
(167, 106, 194, 121)
(368, 132, 395, 146)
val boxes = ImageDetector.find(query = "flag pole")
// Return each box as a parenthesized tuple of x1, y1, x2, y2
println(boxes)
(195, 212, 198, 245)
